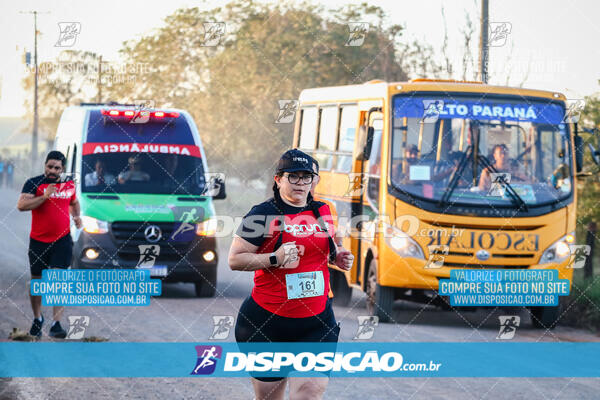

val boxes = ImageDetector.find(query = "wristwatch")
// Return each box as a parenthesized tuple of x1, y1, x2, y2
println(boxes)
(269, 252, 278, 267)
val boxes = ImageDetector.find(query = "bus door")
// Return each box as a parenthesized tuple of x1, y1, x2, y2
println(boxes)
(353, 110, 383, 287)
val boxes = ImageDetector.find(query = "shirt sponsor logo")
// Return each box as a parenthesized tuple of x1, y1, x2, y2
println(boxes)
(283, 222, 329, 236)
(43, 188, 74, 199)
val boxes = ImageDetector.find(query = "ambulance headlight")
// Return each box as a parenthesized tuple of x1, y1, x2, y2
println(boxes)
(81, 216, 109, 234)
(196, 217, 218, 236)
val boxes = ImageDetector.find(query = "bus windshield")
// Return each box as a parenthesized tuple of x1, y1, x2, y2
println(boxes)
(390, 95, 572, 208)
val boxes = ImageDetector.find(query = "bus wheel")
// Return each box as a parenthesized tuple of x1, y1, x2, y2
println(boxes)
(329, 269, 352, 306)
(529, 305, 561, 329)
(194, 269, 217, 298)
(366, 259, 395, 323)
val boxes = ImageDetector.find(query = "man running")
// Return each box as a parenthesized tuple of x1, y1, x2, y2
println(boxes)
(17, 151, 82, 338)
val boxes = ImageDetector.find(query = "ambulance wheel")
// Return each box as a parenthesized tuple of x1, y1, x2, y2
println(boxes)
(330, 269, 352, 306)
(529, 305, 561, 329)
(366, 259, 394, 323)
(194, 269, 217, 298)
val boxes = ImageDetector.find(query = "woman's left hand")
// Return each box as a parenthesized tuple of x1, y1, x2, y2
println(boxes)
(334, 247, 354, 271)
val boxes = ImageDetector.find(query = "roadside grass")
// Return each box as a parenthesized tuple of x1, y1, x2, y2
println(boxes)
(8, 328, 35, 342)
(562, 273, 600, 332)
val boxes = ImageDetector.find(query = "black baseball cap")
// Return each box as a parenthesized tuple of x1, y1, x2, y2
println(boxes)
(309, 155, 319, 174)
(276, 149, 315, 174)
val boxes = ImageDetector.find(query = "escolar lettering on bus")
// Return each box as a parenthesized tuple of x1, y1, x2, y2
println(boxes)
(427, 230, 540, 252)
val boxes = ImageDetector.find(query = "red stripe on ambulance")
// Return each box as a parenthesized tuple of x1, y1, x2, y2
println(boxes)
(82, 142, 201, 157)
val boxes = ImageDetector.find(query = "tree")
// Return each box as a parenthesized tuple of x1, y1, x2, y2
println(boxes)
(105, 0, 440, 178)
(22, 50, 101, 141)
(576, 93, 600, 232)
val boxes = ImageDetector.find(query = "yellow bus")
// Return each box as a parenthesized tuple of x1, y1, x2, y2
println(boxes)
(293, 79, 588, 328)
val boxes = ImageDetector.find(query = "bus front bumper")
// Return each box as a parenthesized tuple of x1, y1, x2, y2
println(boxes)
(378, 255, 574, 290)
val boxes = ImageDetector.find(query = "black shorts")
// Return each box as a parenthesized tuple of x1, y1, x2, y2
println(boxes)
(235, 296, 340, 382)
(28, 234, 73, 277)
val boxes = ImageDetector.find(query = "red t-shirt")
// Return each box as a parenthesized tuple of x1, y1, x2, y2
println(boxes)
(236, 199, 335, 318)
(22, 175, 76, 243)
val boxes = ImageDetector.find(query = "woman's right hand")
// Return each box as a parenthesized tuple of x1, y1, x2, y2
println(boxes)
(276, 241, 299, 268)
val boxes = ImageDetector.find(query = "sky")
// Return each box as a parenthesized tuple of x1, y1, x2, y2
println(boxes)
(0, 0, 598, 117)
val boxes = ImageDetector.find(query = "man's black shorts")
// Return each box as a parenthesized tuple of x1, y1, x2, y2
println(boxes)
(28, 234, 73, 276)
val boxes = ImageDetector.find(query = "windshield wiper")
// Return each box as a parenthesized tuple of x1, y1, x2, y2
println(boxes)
(478, 155, 528, 211)
(438, 145, 528, 211)
(439, 145, 472, 207)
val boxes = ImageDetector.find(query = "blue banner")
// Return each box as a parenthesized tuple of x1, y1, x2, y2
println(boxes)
(30, 269, 161, 306)
(393, 96, 566, 124)
(1, 342, 598, 378)
(440, 269, 569, 306)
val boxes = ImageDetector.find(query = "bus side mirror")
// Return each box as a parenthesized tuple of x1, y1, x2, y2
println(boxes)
(575, 136, 584, 172)
(589, 143, 600, 166)
(354, 125, 374, 161)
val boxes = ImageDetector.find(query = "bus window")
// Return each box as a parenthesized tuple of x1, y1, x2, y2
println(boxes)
(451, 119, 467, 152)
(405, 118, 420, 150)
(540, 128, 556, 177)
(315, 106, 338, 170)
(336, 105, 358, 172)
(419, 120, 437, 156)
(298, 107, 318, 150)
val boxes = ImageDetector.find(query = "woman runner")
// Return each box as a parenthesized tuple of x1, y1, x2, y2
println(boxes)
(229, 149, 354, 400)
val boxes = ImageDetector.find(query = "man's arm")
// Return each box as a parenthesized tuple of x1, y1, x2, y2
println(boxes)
(117, 171, 127, 184)
(17, 183, 56, 211)
(17, 193, 46, 211)
(478, 168, 490, 191)
(70, 198, 82, 228)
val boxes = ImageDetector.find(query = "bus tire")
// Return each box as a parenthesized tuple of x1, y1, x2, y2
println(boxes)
(194, 269, 217, 298)
(366, 259, 395, 323)
(529, 305, 561, 329)
(329, 269, 352, 306)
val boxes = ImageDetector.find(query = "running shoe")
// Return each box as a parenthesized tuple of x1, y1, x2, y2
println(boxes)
(49, 321, 67, 339)
(29, 315, 44, 337)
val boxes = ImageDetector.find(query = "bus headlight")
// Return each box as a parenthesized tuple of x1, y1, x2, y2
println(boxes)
(540, 233, 574, 264)
(196, 218, 218, 236)
(384, 224, 424, 259)
(81, 216, 109, 234)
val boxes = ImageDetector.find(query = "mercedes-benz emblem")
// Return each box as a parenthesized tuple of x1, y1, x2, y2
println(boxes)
(476, 249, 490, 261)
(144, 225, 162, 243)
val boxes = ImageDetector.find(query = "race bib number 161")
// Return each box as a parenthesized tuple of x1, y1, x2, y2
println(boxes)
(285, 271, 325, 299)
